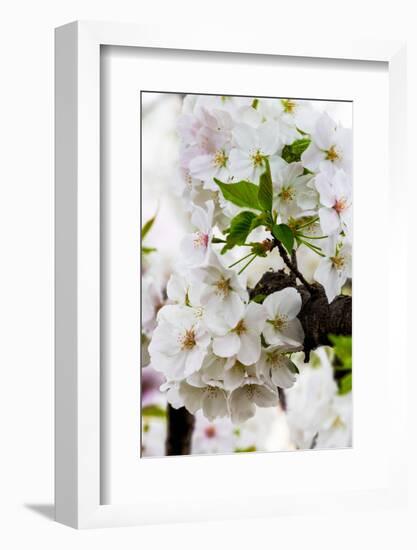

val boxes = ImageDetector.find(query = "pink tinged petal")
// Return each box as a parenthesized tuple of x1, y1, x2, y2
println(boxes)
(224, 364, 246, 391)
(233, 123, 258, 151)
(212, 332, 241, 358)
(179, 383, 204, 414)
(202, 388, 228, 421)
(229, 387, 256, 424)
(270, 359, 297, 389)
(319, 207, 340, 235)
(222, 291, 245, 328)
(279, 318, 305, 347)
(251, 384, 278, 408)
(314, 260, 341, 303)
(237, 331, 261, 366)
(301, 142, 324, 172)
(244, 301, 268, 333)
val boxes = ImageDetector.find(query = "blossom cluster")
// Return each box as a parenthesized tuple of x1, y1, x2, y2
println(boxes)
(147, 94, 352, 424)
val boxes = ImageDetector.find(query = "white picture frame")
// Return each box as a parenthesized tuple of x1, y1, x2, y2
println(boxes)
(55, 20, 407, 529)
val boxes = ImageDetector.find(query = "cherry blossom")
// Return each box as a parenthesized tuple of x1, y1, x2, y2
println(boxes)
(315, 168, 352, 237)
(301, 112, 352, 175)
(314, 237, 352, 303)
(229, 377, 278, 424)
(262, 288, 304, 347)
(271, 160, 318, 221)
(212, 302, 267, 366)
(194, 250, 248, 329)
(149, 305, 210, 380)
(180, 200, 214, 266)
(228, 122, 282, 182)
(257, 345, 300, 389)
(144, 93, 352, 433)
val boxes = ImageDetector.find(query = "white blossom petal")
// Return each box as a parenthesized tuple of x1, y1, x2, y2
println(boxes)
(237, 332, 261, 366)
(212, 332, 241, 358)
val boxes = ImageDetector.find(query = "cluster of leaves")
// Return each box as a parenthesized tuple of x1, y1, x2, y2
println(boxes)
(214, 141, 324, 273)
(329, 334, 352, 395)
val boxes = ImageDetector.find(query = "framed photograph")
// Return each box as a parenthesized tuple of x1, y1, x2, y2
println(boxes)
(55, 21, 407, 528)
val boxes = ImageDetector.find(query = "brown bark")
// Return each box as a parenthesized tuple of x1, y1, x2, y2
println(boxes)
(165, 405, 195, 456)
(250, 268, 352, 361)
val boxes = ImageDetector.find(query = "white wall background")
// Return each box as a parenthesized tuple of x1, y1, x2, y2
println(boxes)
(0, 1, 415, 548)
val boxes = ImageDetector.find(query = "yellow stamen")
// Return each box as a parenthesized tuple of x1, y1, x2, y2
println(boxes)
(179, 329, 196, 350)
(325, 145, 340, 162)
(281, 99, 296, 114)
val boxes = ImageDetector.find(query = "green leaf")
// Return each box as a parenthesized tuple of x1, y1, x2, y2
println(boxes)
(141, 246, 157, 255)
(235, 445, 257, 453)
(141, 404, 167, 418)
(251, 294, 266, 304)
(329, 334, 352, 371)
(250, 211, 273, 231)
(338, 372, 352, 395)
(281, 138, 311, 163)
(287, 361, 300, 375)
(258, 163, 273, 212)
(272, 223, 294, 255)
(214, 179, 262, 210)
(141, 214, 157, 240)
(227, 211, 257, 246)
(251, 98, 259, 109)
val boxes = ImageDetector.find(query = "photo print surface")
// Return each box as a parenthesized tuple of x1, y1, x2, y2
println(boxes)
(141, 92, 352, 457)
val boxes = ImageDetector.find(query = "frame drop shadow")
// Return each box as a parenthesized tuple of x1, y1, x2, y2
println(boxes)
(24, 503, 55, 521)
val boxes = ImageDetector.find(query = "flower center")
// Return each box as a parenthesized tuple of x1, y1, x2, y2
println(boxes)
(233, 319, 247, 335)
(204, 425, 217, 438)
(331, 415, 345, 429)
(193, 231, 209, 249)
(334, 198, 347, 213)
(270, 313, 288, 331)
(281, 99, 296, 114)
(279, 185, 295, 202)
(266, 351, 285, 368)
(214, 276, 231, 297)
(325, 145, 341, 162)
(179, 328, 196, 350)
(330, 254, 345, 270)
(250, 150, 264, 167)
(213, 149, 228, 168)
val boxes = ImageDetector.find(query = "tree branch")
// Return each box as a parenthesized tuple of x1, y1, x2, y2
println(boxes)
(165, 405, 195, 455)
(251, 268, 352, 361)
(274, 239, 314, 292)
